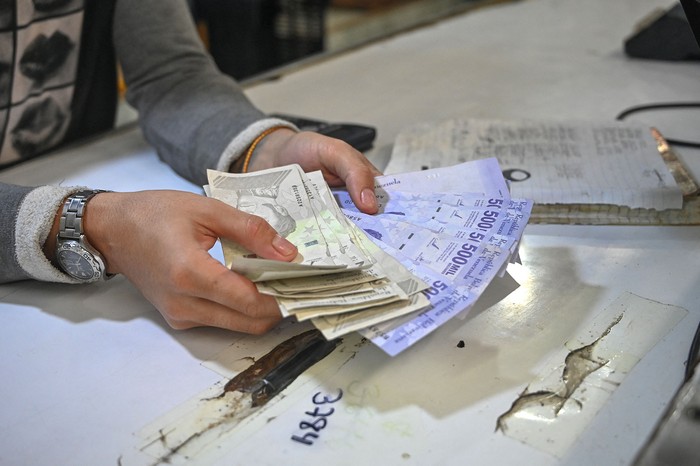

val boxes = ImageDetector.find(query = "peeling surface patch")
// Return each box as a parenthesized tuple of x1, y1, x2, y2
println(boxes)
(495, 292, 687, 457)
(497, 314, 621, 432)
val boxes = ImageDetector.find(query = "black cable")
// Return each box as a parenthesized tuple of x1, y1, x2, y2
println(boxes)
(686, 320, 700, 382)
(615, 102, 700, 148)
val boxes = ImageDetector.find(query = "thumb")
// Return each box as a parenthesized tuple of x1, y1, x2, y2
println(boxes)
(342, 167, 380, 215)
(213, 205, 298, 261)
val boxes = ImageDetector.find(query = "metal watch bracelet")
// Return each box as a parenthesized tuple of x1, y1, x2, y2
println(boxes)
(58, 190, 110, 240)
(57, 189, 113, 281)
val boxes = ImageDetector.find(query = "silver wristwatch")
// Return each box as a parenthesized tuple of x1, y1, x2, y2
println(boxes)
(56, 190, 112, 282)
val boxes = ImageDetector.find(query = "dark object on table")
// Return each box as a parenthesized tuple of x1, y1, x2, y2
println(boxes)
(272, 113, 377, 152)
(222, 329, 340, 408)
(624, 2, 700, 60)
(680, 0, 700, 46)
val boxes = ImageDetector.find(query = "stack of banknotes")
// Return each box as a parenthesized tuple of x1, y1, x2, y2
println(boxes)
(206, 157, 532, 356)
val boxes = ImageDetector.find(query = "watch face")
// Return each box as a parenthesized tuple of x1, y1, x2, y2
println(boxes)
(57, 248, 99, 281)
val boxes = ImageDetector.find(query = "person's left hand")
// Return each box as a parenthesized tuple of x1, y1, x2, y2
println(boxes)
(81, 190, 298, 334)
(248, 128, 382, 214)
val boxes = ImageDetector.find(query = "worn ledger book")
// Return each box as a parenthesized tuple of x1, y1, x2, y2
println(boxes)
(387, 118, 700, 225)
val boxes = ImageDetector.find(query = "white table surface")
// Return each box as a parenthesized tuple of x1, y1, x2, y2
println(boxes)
(1, 0, 699, 465)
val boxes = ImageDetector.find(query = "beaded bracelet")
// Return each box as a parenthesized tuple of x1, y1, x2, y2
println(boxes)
(241, 125, 290, 173)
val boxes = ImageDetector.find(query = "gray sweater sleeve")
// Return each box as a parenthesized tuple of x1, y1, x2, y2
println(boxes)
(0, 183, 85, 284)
(113, 0, 295, 186)
(1, 0, 296, 284)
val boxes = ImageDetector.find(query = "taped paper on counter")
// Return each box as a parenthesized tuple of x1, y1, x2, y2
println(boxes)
(496, 292, 687, 458)
(127, 323, 363, 465)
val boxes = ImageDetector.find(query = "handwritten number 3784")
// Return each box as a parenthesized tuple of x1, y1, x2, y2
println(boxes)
(290, 389, 343, 446)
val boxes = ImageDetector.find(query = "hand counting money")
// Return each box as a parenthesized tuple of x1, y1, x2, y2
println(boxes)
(206, 157, 532, 356)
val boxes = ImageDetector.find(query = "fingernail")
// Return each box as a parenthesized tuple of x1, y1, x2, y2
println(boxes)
(272, 234, 297, 256)
(361, 188, 377, 210)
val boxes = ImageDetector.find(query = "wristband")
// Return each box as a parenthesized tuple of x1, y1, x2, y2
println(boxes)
(241, 125, 290, 173)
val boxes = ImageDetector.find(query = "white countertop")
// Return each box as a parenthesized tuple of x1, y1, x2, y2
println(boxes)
(1, 0, 699, 464)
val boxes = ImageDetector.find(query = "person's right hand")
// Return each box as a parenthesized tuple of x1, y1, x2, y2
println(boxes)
(246, 128, 382, 215)
(79, 190, 298, 334)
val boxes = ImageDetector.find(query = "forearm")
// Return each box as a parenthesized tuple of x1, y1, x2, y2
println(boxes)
(113, 0, 292, 184)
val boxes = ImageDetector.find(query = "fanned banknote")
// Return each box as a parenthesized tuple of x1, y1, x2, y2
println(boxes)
(207, 165, 371, 279)
(334, 157, 532, 354)
(374, 156, 510, 198)
(206, 157, 531, 356)
(206, 165, 424, 333)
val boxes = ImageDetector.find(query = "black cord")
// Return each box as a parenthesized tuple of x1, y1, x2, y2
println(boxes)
(686, 320, 700, 382)
(615, 102, 700, 148)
